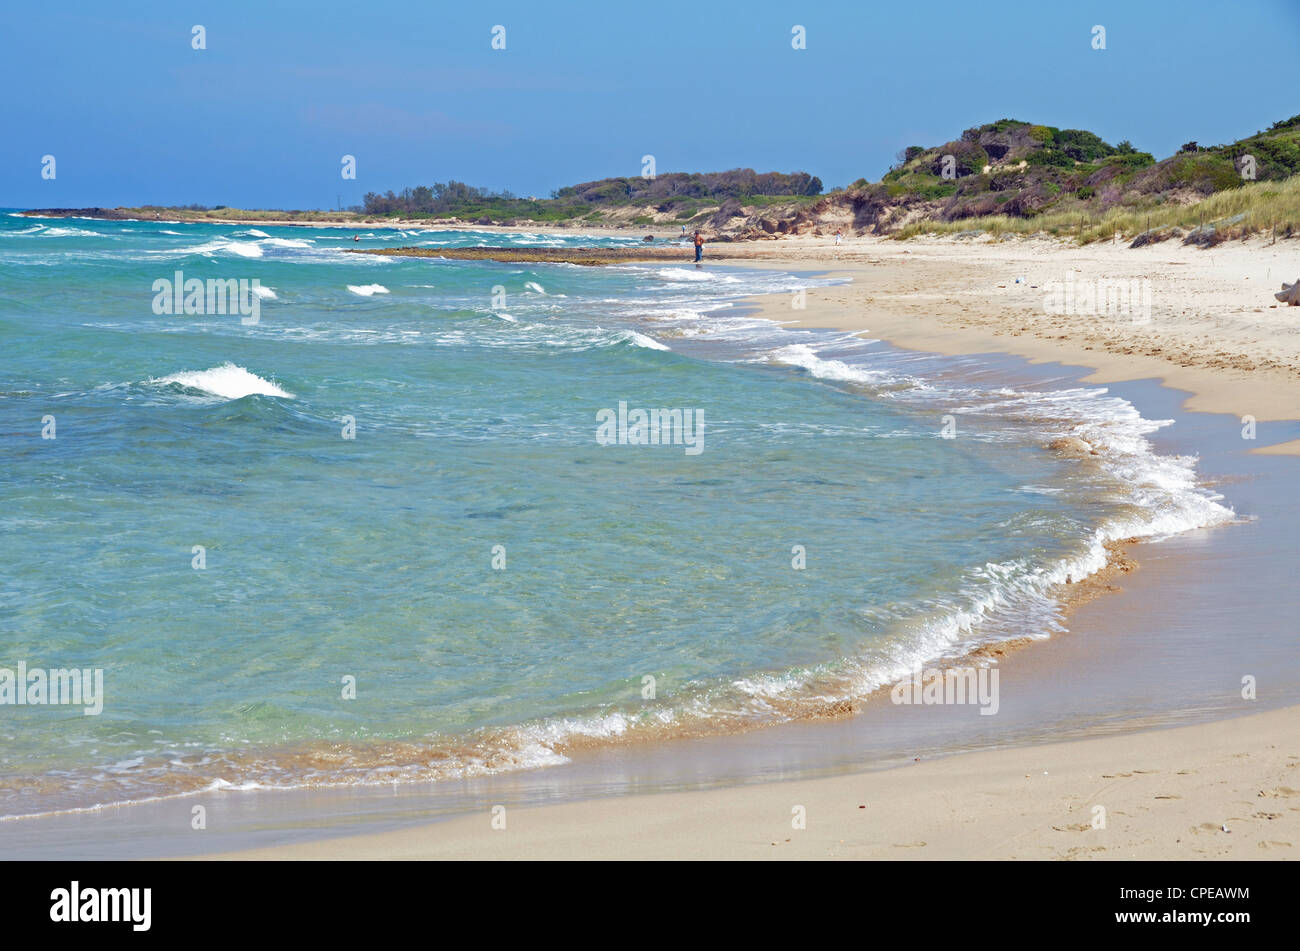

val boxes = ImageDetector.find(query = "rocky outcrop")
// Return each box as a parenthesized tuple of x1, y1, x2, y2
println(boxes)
(22, 207, 138, 220)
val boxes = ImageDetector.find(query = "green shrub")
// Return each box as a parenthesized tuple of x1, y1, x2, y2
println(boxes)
(1102, 152, 1156, 169)
(1167, 154, 1243, 193)
(1026, 149, 1073, 167)
(1054, 129, 1116, 162)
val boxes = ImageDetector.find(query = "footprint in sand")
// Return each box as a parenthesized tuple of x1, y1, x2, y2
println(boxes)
(1258, 787, 1300, 798)
(1258, 841, 1293, 850)
(891, 841, 927, 848)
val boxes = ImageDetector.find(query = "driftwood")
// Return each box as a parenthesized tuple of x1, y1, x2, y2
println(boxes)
(1277, 279, 1300, 305)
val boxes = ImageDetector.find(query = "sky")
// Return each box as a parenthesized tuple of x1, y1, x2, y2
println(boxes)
(2, 0, 1296, 209)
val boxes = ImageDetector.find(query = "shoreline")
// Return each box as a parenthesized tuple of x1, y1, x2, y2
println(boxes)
(4, 228, 1295, 859)
(200, 704, 1299, 860)
(42, 207, 1297, 436)
(0, 353, 1261, 857)
(185, 244, 1297, 860)
(719, 235, 1300, 441)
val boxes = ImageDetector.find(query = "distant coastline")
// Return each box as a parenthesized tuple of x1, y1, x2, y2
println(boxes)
(21, 113, 1300, 247)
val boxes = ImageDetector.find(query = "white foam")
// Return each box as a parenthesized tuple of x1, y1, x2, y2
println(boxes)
(251, 285, 277, 300)
(653, 267, 741, 283)
(765, 343, 895, 386)
(233, 229, 270, 237)
(728, 332, 1238, 704)
(223, 242, 265, 258)
(347, 284, 390, 296)
(627, 331, 670, 350)
(40, 226, 102, 238)
(151, 363, 293, 399)
(524, 281, 546, 294)
(260, 237, 313, 248)
(174, 239, 264, 258)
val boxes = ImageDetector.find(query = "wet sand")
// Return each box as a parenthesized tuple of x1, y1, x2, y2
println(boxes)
(202, 705, 1299, 860)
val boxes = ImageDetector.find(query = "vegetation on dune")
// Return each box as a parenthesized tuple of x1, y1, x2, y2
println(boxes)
(890, 174, 1300, 245)
(867, 115, 1300, 243)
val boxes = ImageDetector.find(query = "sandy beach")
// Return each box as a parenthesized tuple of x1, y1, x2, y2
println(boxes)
(4, 216, 1295, 862)
(14, 6, 1300, 927)
(176, 232, 1298, 862)
(725, 234, 1300, 446)
(205, 705, 1298, 860)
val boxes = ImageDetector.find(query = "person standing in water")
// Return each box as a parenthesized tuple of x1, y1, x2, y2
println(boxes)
(834, 229, 842, 246)
(693, 230, 704, 264)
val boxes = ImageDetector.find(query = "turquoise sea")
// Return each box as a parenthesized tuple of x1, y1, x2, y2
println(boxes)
(0, 213, 1234, 818)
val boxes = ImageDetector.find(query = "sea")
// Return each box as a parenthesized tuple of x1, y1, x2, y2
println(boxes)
(0, 212, 1237, 822)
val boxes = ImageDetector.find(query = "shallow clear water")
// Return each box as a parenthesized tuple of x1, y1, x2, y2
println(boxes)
(0, 213, 1233, 817)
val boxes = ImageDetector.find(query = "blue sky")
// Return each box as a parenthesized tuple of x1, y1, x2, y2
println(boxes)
(2, 0, 1295, 209)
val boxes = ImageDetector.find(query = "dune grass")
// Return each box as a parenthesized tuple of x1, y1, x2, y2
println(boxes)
(891, 173, 1300, 244)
